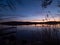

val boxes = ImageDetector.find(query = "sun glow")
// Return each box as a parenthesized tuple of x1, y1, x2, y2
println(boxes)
(16, 18, 60, 22)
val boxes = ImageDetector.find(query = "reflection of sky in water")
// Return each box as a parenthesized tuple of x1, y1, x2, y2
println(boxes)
(17, 24, 60, 40)
(0, 24, 60, 44)
(17, 24, 60, 31)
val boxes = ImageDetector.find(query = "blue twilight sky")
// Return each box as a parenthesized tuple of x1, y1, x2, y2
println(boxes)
(0, 0, 60, 22)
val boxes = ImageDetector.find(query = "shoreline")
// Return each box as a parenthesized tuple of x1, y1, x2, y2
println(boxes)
(0, 21, 60, 25)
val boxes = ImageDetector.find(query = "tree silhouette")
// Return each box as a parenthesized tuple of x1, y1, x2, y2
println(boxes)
(42, 0, 53, 8)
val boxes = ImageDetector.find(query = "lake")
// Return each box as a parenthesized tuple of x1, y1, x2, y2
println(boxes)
(0, 24, 60, 45)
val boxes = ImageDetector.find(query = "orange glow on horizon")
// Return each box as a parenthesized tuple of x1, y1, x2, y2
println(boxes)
(15, 17, 60, 22)
(16, 18, 60, 22)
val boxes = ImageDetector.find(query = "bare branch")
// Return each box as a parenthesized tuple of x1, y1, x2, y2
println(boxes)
(42, 0, 53, 8)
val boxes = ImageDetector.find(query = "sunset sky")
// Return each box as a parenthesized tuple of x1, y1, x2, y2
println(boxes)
(0, 0, 60, 22)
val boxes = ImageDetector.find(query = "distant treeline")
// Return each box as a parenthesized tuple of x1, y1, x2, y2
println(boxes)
(0, 21, 60, 25)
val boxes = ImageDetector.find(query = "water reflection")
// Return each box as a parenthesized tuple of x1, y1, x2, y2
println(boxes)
(0, 25, 16, 45)
(17, 24, 60, 45)
(0, 24, 60, 45)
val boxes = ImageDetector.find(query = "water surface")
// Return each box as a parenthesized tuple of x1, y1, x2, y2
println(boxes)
(0, 24, 60, 45)
(17, 24, 60, 45)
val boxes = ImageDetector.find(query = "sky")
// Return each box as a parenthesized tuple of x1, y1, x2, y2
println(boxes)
(0, 0, 60, 22)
